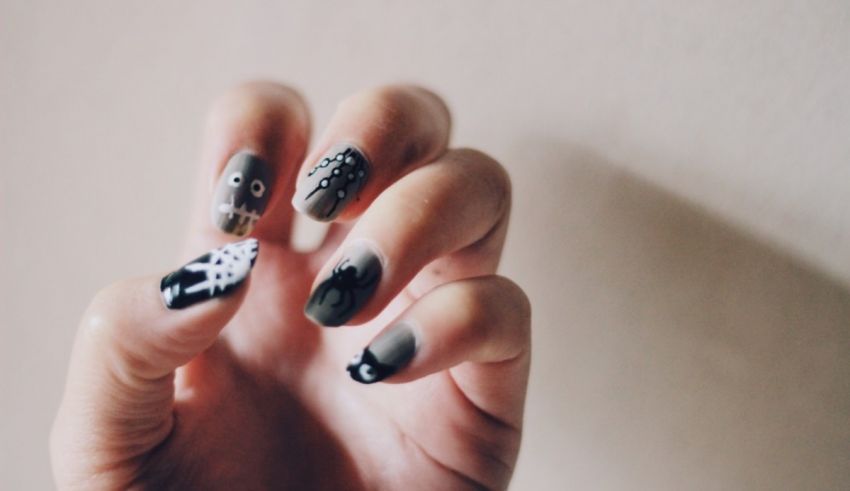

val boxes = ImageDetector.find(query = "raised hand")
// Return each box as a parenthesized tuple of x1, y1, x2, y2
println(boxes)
(51, 83, 531, 490)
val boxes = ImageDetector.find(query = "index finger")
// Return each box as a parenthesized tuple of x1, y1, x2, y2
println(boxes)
(189, 81, 311, 248)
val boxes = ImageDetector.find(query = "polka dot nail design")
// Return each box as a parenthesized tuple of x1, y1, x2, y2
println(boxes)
(294, 144, 370, 221)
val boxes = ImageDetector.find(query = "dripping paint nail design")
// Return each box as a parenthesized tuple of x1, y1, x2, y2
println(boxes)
(293, 144, 369, 221)
(160, 238, 259, 309)
(211, 151, 272, 236)
(347, 323, 417, 384)
(304, 242, 382, 327)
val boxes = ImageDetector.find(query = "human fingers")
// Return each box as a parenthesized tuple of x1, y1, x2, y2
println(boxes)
(291, 85, 450, 222)
(346, 276, 531, 488)
(50, 239, 258, 488)
(304, 149, 510, 327)
(190, 81, 310, 244)
(347, 276, 529, 391)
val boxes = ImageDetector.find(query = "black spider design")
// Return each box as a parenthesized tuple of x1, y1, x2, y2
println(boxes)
(314, 258, 379, 318)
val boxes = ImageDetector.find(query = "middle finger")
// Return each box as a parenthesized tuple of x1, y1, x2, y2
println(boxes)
(291, 85, 451, 222)
(303, 149, 511, 327)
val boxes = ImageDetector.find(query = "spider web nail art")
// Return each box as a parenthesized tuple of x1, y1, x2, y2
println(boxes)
(160, 239, 259, 309)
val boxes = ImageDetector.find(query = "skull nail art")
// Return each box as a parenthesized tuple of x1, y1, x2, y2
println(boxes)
(160, 238, 259, 309)
(293, 144, 370, 221)
(304, 242, 382, 327)
(347, 323, 417, 384)
(212, 151, 272, 236)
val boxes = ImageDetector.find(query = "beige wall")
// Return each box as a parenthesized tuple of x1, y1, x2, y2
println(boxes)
(2, 1, 849, 489)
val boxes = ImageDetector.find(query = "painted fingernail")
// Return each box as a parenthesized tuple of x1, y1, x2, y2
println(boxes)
(304, 242, 382, 327)
(293, 143, 370, 221)
(347, 323, 417, 384)
(211, 151, 272, 236)
(160, 238, 259, 309)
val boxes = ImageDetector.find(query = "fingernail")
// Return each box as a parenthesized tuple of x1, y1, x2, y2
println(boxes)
(304, 242, 382, 326)
(293, 143, 370, 221)
(347, 323, 417, 384)
(160, 238, 259, 309)
(211, 151, 272, 236)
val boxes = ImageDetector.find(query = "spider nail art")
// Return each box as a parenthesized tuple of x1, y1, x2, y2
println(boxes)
(304, 243, 382, 327)
(212, 151, 272, 236)
(293, 144, 370, 221)
(160, 238, 259, 309)
(347, 323, 417, 384)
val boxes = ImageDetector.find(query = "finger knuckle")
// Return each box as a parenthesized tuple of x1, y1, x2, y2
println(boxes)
(451, 281, 491, 322)
(452, 148, 513, 217)
(493, 276, 532, 333)
(207, 81, 307, 131)
(344, 86, 417, 134)
(478, 276, 532, 357)
(81, 280, 133, 340)
(80, 281, 155, 379)
(341, 86, 450, 164)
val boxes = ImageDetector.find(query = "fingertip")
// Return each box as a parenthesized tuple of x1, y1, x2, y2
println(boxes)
(198, 81, 312, 244)
(291, 85, 451, 224)
(77, 239, 258, 382)
(160, 238, 258, 310)
(346, 321, 419, 384)
(343, 276, 531, 386)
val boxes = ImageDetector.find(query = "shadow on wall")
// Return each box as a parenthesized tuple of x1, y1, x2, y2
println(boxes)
(504, 141, 850, 490)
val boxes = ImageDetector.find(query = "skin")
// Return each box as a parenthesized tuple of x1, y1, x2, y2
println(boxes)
(50, 83, 531, 490)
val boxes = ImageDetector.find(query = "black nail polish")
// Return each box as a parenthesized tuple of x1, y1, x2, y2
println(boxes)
(304, 242, 382, 327)
(160, 239, 259, 309)
(347, 323, 417, 384)
(293, 144, 370, 221)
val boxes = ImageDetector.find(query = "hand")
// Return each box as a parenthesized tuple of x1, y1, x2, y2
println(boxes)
(50, 83, 531, 490)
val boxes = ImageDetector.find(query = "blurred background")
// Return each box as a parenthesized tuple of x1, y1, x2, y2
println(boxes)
(2, 1, 849, 489)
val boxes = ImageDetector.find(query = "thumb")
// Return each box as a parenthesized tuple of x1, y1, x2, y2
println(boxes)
(50, 238, 258, 486)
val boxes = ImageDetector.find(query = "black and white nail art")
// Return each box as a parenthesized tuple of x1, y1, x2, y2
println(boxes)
(293, 144, 369, 221)
(160, 239, 259, 309)
(304, 243, 381, 327)
(347, 323, 417, 384)
(212, 152, 271, 236)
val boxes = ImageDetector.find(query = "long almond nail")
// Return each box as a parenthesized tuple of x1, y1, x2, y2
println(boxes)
(304, 242, 382, 326)
(160, 239, 259, 309)
(211, 151, 272, 236)
(347, 322, 417, 384)
(293, 144, 370, 221)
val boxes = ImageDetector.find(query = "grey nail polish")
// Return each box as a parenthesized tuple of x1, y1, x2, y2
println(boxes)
(293, 144, 370, 221)
(347, 323, 417, 384)
(211, 151, 272, 236)
(160, 238, 259, 309)
(304, 242, 382, 327)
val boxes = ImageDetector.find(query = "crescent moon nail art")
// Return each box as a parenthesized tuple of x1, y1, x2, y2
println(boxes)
(347, 323, 417, 384)
(160, 238, 259, 309)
